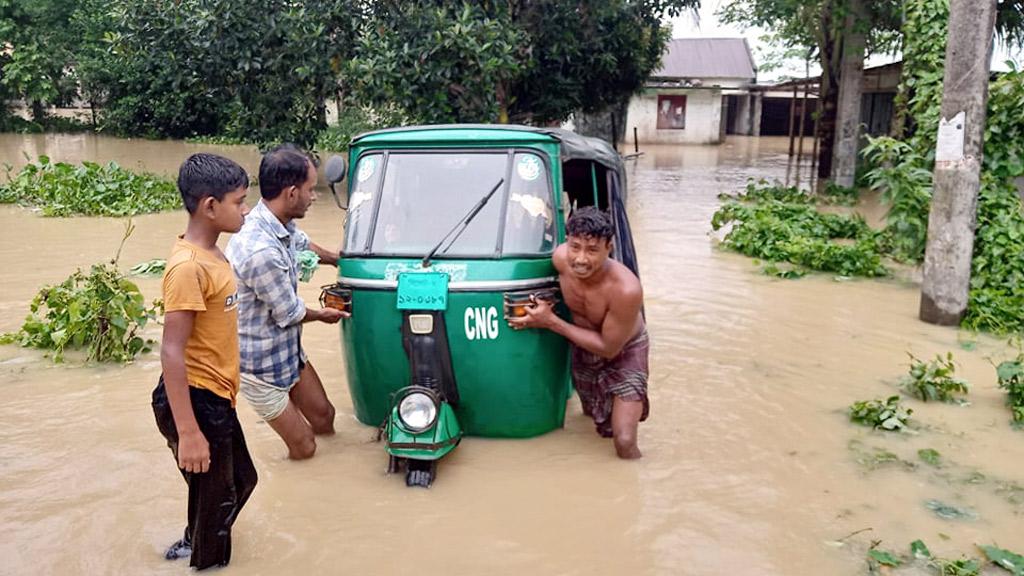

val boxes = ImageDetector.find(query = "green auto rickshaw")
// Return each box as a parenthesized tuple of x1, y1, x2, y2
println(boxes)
(321, 125, 639, 487)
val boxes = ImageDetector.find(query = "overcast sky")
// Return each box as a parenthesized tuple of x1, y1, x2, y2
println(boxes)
(668, 1, 1023, 82)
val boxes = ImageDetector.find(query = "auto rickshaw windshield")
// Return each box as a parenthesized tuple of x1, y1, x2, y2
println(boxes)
(343, 151, 556, 258)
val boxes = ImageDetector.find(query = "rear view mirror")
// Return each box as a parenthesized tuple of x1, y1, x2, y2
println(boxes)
(324, 155, 348, 210)
(325, 155, 347, 184)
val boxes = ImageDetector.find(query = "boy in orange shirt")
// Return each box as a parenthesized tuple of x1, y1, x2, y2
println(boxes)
(151, 153, 256, 570)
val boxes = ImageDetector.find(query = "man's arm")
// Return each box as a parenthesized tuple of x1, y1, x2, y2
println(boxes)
(161, 310, 210, 474)
(309, 241, 340, 267)
(242, 249, 347, 326)
(525, 286, 642, 359)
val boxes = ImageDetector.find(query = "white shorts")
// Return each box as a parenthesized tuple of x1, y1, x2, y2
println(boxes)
(239, 372, 297, 421)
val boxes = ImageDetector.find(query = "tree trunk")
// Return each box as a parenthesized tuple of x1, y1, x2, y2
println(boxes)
(919, 0, 997, 325)
(831, 0, 867, 188)
(815, 3, 841, 186)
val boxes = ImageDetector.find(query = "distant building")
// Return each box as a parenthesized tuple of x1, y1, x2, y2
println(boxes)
(626, 38, 758, 145)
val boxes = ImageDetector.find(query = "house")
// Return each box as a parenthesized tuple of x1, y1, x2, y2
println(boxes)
(626, 38, 758, 145)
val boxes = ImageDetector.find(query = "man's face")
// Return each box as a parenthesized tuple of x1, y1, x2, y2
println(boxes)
(565, 234, 611, 280)
(211, 186, 250, 233)
(289, 161, 318, 219)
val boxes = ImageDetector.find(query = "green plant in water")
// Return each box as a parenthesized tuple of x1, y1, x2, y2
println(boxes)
(711, 197, 888, 278)
(993, 341, 1024, 424)
(918, 448, 942, 467)
(978, 544, 1024, 575)
(128, 259, 166, 277)
(868, 548, 902, 567)
(0, 156, 179, 216)
(849, 396, 912, 431)
(932, 557, 982, 576)
(0, 223, 161, 362)
(901, 352, 969, 402)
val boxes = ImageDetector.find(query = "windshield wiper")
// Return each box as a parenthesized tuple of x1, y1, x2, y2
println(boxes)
(421, 178, 504, 268)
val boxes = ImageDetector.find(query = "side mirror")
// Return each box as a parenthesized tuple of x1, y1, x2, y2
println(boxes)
(324, 155, 348, 210)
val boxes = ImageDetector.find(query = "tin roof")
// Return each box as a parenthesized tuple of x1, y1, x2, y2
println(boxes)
(652, 38, 756, 80)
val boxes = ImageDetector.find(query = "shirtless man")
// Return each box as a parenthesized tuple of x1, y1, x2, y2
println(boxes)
(508, 206, 649, 459)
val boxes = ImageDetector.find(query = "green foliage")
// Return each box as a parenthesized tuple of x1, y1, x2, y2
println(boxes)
(932, 557, 982, 576)
(963, 69, 1024, 335)
(315, 105, 407, 153)
(978, 544, 1024, 576)
(102, 0, 358, 147)
(350, 0, 695, 125)
(719, 180, 817, 204)
(911, 539, 932, 559)
(128, 259, 166, 277)
(0, 156, 179, 216)
(901, 352, 970, 403)
(711, 194, 888, 277)
(862, 135, 933, 262)
(868, 548, 902, 567)
(350, 2, 526, 124)
(0, 262, 159, 362)
(849, 396, 912, 430)
(994, 345, 1024, 423)
(891, 0, 948, 144)
(918, 448, 942, 467)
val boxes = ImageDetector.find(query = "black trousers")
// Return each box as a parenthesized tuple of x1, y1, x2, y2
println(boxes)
(152, 378, 258, 570)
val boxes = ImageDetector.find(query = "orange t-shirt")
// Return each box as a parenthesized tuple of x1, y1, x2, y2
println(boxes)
(162, 237, 240, 404)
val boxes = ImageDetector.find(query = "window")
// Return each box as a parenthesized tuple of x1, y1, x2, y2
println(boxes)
(656, 94, 687, 129)
(502, 153, 555, 255)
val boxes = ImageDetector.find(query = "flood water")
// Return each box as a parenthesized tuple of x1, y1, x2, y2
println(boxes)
(1, 133, 1021, 575)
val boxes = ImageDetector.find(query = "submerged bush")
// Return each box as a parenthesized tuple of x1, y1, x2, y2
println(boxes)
(0, 263, 160, 362)
(849, 396, 912, 431)
(995, 347, 1024, 423)
(0, 156, 179, 216)
(711, 197, 888, 277)
(901, 352, 970, 403)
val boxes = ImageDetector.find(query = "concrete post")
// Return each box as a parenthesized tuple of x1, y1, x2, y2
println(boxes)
(919, 0, 997, 325)
(752, 93, 762, 137)
(831, 0, 867, 188)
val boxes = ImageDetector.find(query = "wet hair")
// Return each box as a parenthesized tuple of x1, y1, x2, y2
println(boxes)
(177, 153, 249, 214)
(566, 206, 614, 241)
(259, 143, 314, 200)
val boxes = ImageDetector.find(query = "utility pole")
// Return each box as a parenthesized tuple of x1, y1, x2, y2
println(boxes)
(831, 0, 867, 189)
(919, 0, 998, 325)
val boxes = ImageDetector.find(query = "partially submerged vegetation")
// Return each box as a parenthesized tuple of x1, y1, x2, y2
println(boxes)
(0, 262, 160, 362)
(712, 183, 888, 278)
(1, 225, 161, 363)
(994, 343, 1024, 424)
(849, 396, 912, 431)
(0, 156, 179, 216)
(900, 352, 970, 403)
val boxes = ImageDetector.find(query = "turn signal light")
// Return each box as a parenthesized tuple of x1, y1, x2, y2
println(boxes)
(319, 284, 353, 314)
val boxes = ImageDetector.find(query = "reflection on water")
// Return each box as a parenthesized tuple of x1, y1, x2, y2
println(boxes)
(0, 133, 1021, 575)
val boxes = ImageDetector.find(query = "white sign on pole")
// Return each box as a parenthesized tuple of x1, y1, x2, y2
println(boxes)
(935, 111, 966, 162)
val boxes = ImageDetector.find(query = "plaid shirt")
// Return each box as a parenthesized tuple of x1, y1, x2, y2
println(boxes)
(226, 200, 310, 388)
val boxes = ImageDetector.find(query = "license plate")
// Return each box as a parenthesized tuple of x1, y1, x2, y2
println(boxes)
(396, 272, 449, 310)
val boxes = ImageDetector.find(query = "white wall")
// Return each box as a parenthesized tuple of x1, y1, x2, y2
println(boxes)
(626, 88, 724, 145)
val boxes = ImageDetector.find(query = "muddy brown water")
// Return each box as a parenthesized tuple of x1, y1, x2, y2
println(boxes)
(0, 133, 1021, 575)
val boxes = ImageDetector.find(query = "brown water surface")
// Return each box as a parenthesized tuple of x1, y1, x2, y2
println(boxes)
(1, 133, 1021, 575)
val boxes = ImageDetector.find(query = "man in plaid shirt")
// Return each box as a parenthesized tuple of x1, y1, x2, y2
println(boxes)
(226, 144, 346, 460)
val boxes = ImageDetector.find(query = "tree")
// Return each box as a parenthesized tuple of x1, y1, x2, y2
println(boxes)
(719, 0, 900, 186)
(349, 0, 699, 126)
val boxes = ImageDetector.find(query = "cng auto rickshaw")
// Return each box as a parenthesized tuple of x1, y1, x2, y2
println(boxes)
(321, 125, 639, 487)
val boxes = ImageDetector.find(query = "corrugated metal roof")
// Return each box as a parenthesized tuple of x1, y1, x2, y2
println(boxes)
(652, 38, 756, 80)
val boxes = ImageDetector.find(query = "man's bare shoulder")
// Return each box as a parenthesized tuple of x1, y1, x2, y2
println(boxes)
(552, 244, 569, 272)
(609, 260, 643, 301)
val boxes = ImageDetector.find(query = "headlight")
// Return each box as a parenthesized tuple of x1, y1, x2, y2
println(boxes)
(398, 391, 438, 432)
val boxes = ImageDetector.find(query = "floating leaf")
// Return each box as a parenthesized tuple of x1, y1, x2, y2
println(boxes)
(978, 545, 1024, 575)
(869, 549, 902, 567)
(911, 539, 932, 559)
